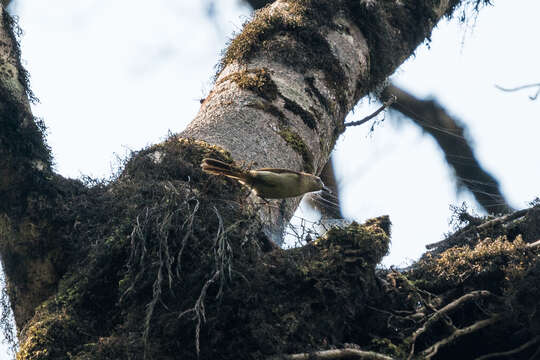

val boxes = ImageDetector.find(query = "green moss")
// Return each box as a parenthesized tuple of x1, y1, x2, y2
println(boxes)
(370, 337, 407, 359)
(247, 101, 315, 173)
(218, 0, 348, 112)
(220, 68, 278, 101)
(1, 10, 38, 103)
(277, 128, 314, 173)
(315, 216, 391, 267)
(410, 235, 535, 294)
(17, 311, 83, 360)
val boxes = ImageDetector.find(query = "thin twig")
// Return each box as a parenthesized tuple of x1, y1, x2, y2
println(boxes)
(407, 290, 493, 359)
(425, 208, 528, 250)
(345, 95, 396, 127)
(421, 314, 502, 359)
(495, 83, 540, 100)
(268, 348, 395, 360)
(474, 335, 540, 360)
(476, 208, 528, 230)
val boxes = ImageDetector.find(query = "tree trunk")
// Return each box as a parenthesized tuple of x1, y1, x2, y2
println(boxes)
(2, 1, 539, 360)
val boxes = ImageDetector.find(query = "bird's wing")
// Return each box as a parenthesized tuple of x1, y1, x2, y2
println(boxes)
(255, 168, 306, 175)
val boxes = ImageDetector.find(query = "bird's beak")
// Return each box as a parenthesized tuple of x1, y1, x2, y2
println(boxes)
(322, 185, 332, 194)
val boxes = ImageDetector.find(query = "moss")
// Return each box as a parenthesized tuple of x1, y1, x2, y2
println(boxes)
(17, 311, 83, 360)
(1, 10, 38, 103)
(0, 11, 52, 223)
(314, 216, 390, 268)
(247, 101, 315, 173)
(370, 337, 407, 359)
(410, 235, 535, 294)
(277, 128, 314, 173)
(218, 0, 348, 112)
(69, 336, 134, 360)
(220, 68, 279, 101)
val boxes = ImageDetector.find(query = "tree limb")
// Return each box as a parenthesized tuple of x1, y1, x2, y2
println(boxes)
(474, 335, 540, 360)
(269, 348, 395, 360)
(408, 290, 494, 359)
(421, 315, 503, 359)
(382, 84, 511, 215)
(182, 0, 469, 242)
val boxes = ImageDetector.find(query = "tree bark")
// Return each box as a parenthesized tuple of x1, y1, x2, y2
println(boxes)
(243, 0, 510, 218)
(4, 2, 535, 360)
(182, 0, 465, 242)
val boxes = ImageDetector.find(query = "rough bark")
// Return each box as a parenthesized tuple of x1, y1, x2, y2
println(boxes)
(4, 2, 539, 360)
(181, 0, 465, 242)
(0, 5, 64, 328)
(243, 0, 509, 219)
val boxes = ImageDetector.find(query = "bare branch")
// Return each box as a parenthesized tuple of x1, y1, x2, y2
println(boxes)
(408, 290, 494, 359)
(382, 84, 511, 214)
(269, 348, 395, 360)
(345, 96, 396, 127)
(421, 315, 502, 359)
(527, 239, 540, 248)
(495, 83, 540, 100)
(474, 335, 540, 360)
(425, 208, 528, 250)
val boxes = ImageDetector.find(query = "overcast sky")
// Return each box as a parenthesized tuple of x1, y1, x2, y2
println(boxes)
(1, 0, 539, 356)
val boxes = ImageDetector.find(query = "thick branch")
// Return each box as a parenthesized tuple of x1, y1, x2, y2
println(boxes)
(382, 84, 511, 214)
(421, 315, 502, 359)
(0, 7, 52, 212)
(183, 0, 465, 242)
(0, 6, 67, 328)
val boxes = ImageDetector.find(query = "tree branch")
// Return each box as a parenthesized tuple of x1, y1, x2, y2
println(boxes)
(495, 83, 540, 100)
(421, 315, 503, 359)
(269, 348, 395, 360)
(183, 0, 468, 242)
(382, 84, 511, 215)
(407, 290, 494, 359)
(474, 335, 540, 360)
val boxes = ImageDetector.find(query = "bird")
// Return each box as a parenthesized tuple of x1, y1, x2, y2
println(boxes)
(201, 158, 330, 199)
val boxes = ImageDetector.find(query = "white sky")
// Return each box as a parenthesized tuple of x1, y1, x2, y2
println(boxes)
(1, 0, 540, 356)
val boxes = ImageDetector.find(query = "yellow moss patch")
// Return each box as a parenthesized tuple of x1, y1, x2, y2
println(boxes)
(18, 311, 80, 360)
(220, 68, 278, 101)
(277, 128, 314, 173)
(314, 216, 390, 268)
(420, 235, 534, 289)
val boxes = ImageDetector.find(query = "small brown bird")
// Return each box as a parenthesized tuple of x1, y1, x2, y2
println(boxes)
(201, 158, 330, 199)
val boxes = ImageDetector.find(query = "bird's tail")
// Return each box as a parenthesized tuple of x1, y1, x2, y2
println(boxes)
(201, 158, 246, 181)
